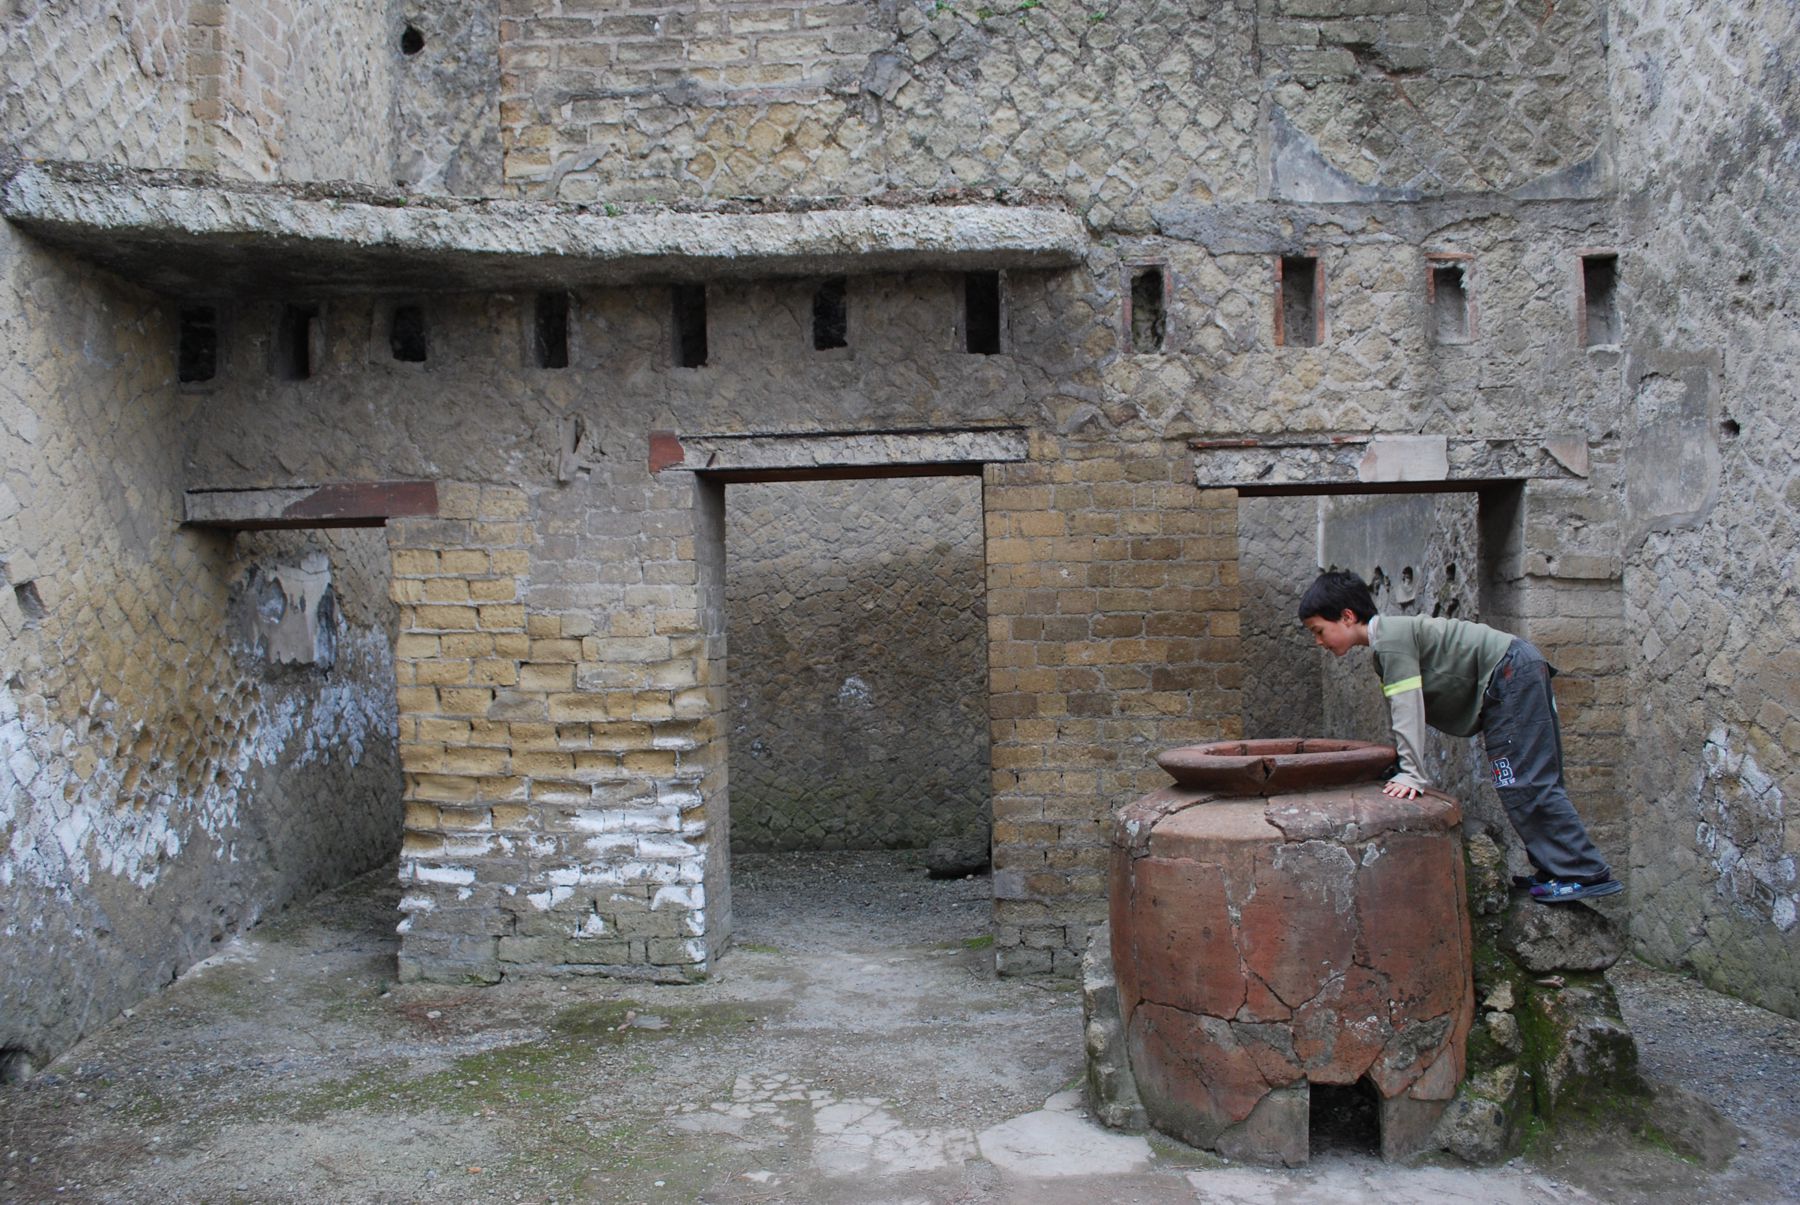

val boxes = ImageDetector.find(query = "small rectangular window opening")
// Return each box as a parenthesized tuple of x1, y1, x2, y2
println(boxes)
(13, 580, 45, 623)
(1581, 253, 1619, 346)
(178, 305, 218, 383)
(1128, 266, 1166, 353)
(672, 283, 708, 368)
(389, 304, 428, 363)
(1277, 255, 1320, 347)
(964, 271, 1002, 355)
(535, 291, 570, 369)
(812, 277, 848, 350)
(1428, 261, 1471, 343)
(275, 303, 319, 380)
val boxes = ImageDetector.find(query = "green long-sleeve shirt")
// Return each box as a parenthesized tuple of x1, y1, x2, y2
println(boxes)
(1369, 614, 1514, 788)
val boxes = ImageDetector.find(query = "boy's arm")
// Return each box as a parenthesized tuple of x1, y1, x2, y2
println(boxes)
(1384, 682, 1431, 791)
(1372, 624, 1431, 793)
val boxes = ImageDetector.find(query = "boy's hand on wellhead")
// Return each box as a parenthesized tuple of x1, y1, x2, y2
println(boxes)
(1383, 780, 1421, 799)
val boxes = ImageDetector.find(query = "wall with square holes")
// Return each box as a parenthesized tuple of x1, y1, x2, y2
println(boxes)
(176, 273, 1243, 984)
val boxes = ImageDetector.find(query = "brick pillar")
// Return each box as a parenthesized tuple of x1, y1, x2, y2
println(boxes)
(389, 482, 533, 982)
(390, 473, 728, 984)
(1508, 474, 1629, 870)
(986, 437, 1242, 975)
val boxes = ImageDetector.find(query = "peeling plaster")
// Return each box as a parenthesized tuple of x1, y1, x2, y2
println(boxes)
(1, 629, 395, 897)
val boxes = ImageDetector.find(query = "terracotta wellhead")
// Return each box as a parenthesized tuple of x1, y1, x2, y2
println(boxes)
(1107, 739, 1475, 1164)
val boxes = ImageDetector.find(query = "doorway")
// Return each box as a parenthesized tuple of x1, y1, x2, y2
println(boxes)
(715, 472, 993, 954)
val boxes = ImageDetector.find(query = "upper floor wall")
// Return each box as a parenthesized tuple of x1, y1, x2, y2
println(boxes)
(491, 0, 1613, 212)
(1, 1, 1616, 213)
(1, 0, 398, 185)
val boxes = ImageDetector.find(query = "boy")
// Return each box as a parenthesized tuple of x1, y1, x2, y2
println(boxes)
(1298, 570, 1620, 904)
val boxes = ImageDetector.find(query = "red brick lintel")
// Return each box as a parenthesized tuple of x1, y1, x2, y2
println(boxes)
(183, 481, 439, 529)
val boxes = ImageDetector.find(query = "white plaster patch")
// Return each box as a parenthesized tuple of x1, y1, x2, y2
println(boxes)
(528, 885, 574, 911)
(0, 627, 396, 896)
(652, 884, 701, 910)
(415, 865, 476, 886)
(578, 805, 681, 834)
(836, 675, 874, 709)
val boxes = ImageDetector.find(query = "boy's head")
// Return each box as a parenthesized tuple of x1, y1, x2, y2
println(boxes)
(1297, 570, 1377, 625)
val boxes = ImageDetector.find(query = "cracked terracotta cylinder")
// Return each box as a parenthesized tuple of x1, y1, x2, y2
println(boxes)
(1109, 740, 1474, 1165)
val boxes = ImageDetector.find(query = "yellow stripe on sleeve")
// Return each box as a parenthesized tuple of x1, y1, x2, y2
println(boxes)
(1382, 675, 1423, 697)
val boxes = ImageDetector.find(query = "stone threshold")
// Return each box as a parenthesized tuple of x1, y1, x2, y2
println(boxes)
(0, 156, 1087, 298)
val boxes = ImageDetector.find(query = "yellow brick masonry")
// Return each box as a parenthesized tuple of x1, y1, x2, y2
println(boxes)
(984, 436, 1242, 975)
(388, 482, 719, 983)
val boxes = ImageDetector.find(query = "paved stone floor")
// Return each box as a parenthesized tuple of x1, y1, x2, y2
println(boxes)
(1, 852, 1796, 1202)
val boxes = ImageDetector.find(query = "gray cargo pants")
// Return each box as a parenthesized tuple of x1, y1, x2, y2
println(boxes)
(1478, 638, 1611, 882)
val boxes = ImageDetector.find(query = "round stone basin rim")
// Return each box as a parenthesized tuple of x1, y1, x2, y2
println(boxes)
(1156, 738, 1397, 795)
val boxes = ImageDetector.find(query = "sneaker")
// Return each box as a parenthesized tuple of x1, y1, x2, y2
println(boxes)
(1530, 876, 1624, 903)
(1511, 873, 1550, 890)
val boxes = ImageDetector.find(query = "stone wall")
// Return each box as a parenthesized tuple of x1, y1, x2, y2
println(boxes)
(0, 223, 401, 1067)
(1, 0, 191, 169)
(189, 0, 398, 183)
(1610, 0, 1800, 1016)
(168, 0, 1635, 980)
(1237, 495, 1323, 740)
(0, 1, 409, 1067)
(178, 261, 1245, 982)
(492, 0, 1606, 210)
(395, 0, 505, 194)
(724, 476, 988, 853)
(1261, 0, 1611, 195)
(1, 0, 399, 184)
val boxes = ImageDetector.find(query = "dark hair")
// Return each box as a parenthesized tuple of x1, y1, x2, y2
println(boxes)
(1298, 570, 1376, 624)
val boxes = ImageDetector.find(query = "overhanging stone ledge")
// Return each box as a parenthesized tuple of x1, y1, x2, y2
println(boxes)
(1192, 434, 1597, 494)
(650, 426, 1029, 479)
(0, 157, 1087, 297)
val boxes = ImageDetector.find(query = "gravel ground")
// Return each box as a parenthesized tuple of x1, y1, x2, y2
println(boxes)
(0, 852, 1795, 1203)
